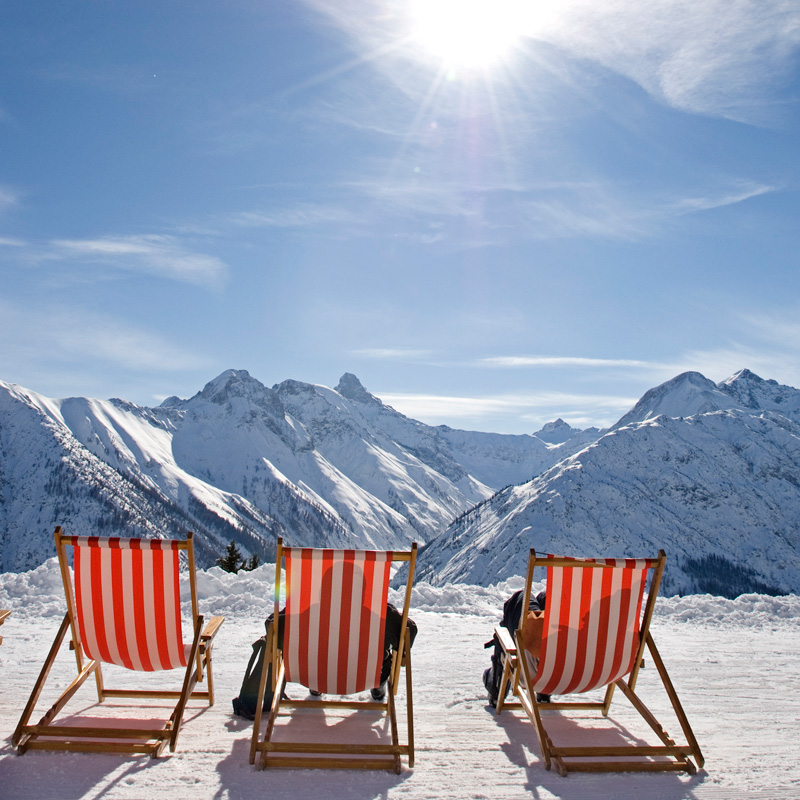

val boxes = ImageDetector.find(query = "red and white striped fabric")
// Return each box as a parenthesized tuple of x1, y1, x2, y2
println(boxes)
(530, 556, 656, 696)
(70, 536, 187, 672)
(281, 547, 392, 695)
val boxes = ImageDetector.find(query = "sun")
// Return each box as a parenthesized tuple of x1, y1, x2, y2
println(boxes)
(409, 0, 526, 71)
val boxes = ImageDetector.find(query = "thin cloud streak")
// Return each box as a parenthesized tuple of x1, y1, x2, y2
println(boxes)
(354, 347, 436, 361)
(48, 234, 228, 289)
(673, 182, 778, 213)
(380, 389, 636, 431)
(479, 355, 659, 369)
(228, 174, 771, 247)
(229, 203, 359, 229)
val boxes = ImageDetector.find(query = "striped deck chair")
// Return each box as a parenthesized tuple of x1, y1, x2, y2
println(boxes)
(13, 527, 224, 757)
(493, 549, 704, 776)
(250, 538, 417, 773)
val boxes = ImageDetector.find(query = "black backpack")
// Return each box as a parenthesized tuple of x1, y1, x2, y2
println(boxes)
(482, 589, 546, 707)
(231, 636, 274, 720)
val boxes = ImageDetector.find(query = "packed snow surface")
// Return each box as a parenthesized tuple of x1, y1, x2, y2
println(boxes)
(1, 562, 799, 799)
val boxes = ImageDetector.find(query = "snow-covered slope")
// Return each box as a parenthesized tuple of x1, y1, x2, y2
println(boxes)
(2, 563, 800, 799)
(611, 368, 800, 430)
(0, 370, 590, 571)
(434, 420, 601, 490)
(414, 370, 800, 595)
(0, 380, 292, 571)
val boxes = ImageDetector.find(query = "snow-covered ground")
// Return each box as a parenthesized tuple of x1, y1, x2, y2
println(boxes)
(1, 561, 799, 799)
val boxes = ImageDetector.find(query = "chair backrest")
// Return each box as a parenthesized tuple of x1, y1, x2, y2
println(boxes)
(56, 531, 196, 672)
(277, 543, 410, 695)
(526, 552, 663, 696)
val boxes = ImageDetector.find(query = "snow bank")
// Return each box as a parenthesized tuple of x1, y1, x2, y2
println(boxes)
(3, 559, 798, 627)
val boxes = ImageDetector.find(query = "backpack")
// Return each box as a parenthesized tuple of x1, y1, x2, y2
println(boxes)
(482, 589, 546, 707)
(231, 636, 274, 720)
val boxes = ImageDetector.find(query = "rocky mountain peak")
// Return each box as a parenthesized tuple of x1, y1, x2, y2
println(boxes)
(191, 369, 284, 417)
(611, 371, 728, 431)
(535, 418, 576, 444)
(720, 369, 800, 417)
(724, 368, 763, 386)
(335, 373, 382, 407)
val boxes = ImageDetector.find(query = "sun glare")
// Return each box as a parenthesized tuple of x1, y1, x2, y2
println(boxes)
(410, 0, 526, 71)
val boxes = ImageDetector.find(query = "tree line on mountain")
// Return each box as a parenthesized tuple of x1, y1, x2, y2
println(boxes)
(683, 553, 783, 598)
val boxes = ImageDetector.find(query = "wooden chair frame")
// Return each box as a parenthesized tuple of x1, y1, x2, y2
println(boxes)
(0, 608, 10, 646)
(250, 538, 417, 773)
(12, 527, 224, 758)
(494, 549, 704, 776)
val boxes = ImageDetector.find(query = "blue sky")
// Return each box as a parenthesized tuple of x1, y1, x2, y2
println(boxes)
(1, 0, 799, 434)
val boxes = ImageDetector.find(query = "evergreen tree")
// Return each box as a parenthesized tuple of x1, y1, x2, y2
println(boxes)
(245, 553, 260, 571)
(217, 540, 245, 574)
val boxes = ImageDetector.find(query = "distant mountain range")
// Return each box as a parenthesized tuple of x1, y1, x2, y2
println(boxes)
(0, 370, 593, 572)
(1, 368, 798, 596)
(413, 369, 800, 596)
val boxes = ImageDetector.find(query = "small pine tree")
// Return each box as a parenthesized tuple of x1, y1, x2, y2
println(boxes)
(217, 540, 245, 574)
(245, 553, 260, 571)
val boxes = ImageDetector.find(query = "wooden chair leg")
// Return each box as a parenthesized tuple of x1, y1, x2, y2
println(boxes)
(13, 613, 98, 751)
(386, 676, 402, 774)
(645, 633, 705, 768)
(250, 625, 269, 764)
(517, 639, 552, 771)
(258, 661, 286, 769)
(168, 615, 204, 754)
(404, 631, 415, 768)
(13, 614, 71, 747)
(495, 654, 514, 715)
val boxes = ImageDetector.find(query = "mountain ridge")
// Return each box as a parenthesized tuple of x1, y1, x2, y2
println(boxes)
(0, 370, 593, 571)
(2, 367, 799, 596)
(413, 369, 800, 595)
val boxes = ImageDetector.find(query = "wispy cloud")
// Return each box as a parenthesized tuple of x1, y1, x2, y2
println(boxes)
(672, 182, 778, 213)
(302, 0, 800, 124)
(478, 355, 658, 369)
(245, 170, 776, 246)
(679, 308, 800, 389)
(0, 300, 211, 373)
(48, 234, 228, 288)
(520, 193, 651, 240)
(229, 203, 359, 229)
(559, 0, 800, 124)
(379, 389, 636, 430)
(353, 347, 436, 361)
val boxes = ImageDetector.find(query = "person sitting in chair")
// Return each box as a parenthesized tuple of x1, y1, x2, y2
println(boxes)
(233, 603, 417, 718)
(483, 589, 550, 707)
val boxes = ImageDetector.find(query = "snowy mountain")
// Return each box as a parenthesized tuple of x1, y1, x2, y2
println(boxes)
(5, 367, 799, 595)
(413, 370, 800, 596)
(0, 370, 590, 572)
(611, 369, 800, 430)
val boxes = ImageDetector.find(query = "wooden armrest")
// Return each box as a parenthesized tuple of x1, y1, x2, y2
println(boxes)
(494, 625, 516, 655)
(0, 609, 10, 624)
(200, 615, 225, 642)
